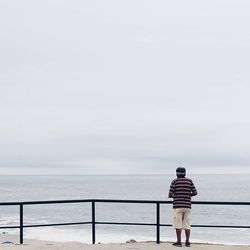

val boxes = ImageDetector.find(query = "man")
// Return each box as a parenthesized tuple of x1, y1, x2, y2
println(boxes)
(168, 167, 197, 247)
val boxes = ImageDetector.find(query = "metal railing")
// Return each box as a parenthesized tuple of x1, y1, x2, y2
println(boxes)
(0, 199, 250, 244)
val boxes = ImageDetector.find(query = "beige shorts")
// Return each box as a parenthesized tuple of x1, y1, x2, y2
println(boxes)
(173, 208, 191, 229)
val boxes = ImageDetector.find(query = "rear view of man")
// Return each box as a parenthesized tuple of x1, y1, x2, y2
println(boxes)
(168, 167, 197, 247)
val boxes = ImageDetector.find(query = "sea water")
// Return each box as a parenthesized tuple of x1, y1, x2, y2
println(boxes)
(0, 174, 250, 245)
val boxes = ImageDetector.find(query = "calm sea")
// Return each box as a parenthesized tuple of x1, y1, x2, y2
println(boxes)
(0, 174, 250, 245)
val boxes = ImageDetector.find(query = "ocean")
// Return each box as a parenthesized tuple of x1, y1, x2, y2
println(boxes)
(0, 174, 250, 245)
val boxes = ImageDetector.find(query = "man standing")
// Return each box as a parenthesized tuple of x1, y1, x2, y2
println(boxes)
(168, 167, 197, 247)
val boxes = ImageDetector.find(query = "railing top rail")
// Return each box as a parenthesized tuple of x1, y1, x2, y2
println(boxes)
(92, 199, 250, 205)
(0, 199, 250, 206)
(0, 199, 93, 206)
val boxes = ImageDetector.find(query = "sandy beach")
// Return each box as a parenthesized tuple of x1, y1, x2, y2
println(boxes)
(0, 241, 250, 250)
(0, 235, 250, 250)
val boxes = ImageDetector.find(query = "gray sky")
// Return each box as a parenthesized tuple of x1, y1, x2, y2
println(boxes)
(1, 0, 250, 175)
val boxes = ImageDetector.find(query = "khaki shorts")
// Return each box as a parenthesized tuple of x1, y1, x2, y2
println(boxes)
(173, 208, 191, 229)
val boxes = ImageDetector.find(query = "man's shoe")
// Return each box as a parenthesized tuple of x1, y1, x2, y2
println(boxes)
(172, 242, 182, 247)
(185, 242, 191, 247)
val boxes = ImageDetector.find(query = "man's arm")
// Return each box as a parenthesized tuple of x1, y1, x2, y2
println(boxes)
(191, 181, 197, 196)
(168, 191, 174, 198)
(168, 181, 175, 198)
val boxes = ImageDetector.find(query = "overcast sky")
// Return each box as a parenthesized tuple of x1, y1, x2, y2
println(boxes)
(1, 0, 250, 175)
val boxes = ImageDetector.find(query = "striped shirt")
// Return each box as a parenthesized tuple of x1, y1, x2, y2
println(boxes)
(168, 177, 197, 209)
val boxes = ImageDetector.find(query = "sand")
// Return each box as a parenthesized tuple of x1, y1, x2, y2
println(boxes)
(0, 234, 250, 250)
(0, 241, 250, 250)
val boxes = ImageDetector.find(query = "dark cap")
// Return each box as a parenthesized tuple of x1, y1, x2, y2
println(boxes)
(176, 167, 186, 175)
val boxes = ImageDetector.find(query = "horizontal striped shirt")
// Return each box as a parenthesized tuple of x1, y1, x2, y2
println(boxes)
(169, 177, 197, 209)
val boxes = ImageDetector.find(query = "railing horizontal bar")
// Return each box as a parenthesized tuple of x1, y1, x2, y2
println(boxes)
(0, 199, 93, 206)
(24, 221, 92, 228)
(96, 221, 156, 226)
(192, 201, 250, 205)
(159, 224, 250, 228)
(23, 200, 93, 205)
(159, 224, 172, 227)
(1, 199, 250, 206)
(0, 222, 92, 229)
(93, 199, 169, 204)
(0, 226, 20, 229)
(191, 225, 250, 229)
(0, 202, 22, 206)
(87, 199, 250, 205)
(2, 223, 249, 230)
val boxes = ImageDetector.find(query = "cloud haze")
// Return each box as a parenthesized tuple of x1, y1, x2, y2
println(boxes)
(0, 0, 250, 174)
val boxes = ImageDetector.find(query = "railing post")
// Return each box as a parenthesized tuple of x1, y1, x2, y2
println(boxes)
(92, 201, 96, 244)
(20, 204, 23, 244)
(156, 202, 160, 244)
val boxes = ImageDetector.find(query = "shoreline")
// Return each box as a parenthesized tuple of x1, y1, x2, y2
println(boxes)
(0, 234, 250, 250)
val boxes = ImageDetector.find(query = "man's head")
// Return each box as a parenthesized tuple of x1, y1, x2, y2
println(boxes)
(176, 167, 186, 178)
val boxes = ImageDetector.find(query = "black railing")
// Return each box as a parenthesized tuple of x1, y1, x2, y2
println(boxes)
(0, 199, 250, 244)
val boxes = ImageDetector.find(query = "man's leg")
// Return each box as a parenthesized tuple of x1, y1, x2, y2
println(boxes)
(185, 229, 190, 243)
(176, 229, 182, 243)
(172, 229, 182, 247)
(183, 209, 191, 246)
(173, 209, 182, 246)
